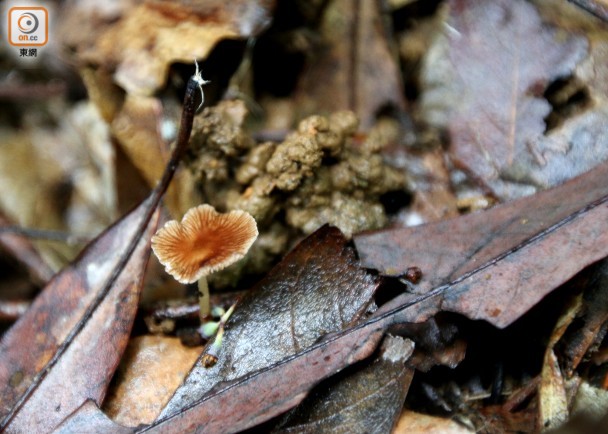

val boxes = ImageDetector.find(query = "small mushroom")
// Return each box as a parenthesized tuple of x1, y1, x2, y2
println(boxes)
(151, 204, 258, 319)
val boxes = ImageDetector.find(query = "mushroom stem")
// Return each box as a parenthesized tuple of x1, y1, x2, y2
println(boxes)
(198, 277, 211, 320)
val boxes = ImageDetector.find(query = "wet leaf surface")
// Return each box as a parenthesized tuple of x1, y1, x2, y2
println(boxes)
(158, 225, 380, 418)
(0, 198, 159, 432)
(274, 335, 415, 434)
(145, 322, 386, 434)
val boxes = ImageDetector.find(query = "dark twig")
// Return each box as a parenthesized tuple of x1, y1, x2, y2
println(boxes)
(144, 291, 247, 323)
(350, 0, 361, 113)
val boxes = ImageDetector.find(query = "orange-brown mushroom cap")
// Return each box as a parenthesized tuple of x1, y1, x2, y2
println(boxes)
(151, 204, 258, 284)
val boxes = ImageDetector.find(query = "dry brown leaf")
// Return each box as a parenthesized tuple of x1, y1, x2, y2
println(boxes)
(103, 336, 202, 427)
(294, 0, 405, 128)
(355, 159, 608, 291)
(0, 102, 116, 269)
(112, 95, 199, 216)
(58, 0, 275, 96)
(539, 350, 569, 431)
(360, 160, 608, 328)
(57, 1, 275, 217)
(0, 131, 68, 270)
(393, 411, 473, 434)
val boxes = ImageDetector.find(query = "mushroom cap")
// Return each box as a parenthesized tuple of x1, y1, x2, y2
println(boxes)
(151, 204, 258, 284)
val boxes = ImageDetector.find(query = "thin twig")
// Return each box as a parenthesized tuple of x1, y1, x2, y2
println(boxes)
(0, 226, 90, 246)
(0, 215, 55, 284)
(145, 291, 246, 323)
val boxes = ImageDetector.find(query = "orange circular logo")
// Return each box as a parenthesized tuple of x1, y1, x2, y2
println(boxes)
(17, 13, 38, 34)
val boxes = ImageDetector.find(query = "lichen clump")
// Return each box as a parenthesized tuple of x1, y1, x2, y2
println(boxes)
(186, 101, 408, 284)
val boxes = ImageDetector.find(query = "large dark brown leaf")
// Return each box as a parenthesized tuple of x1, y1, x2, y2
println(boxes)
(366, 161, 608, 328)
(0, 198, 159, 432)
(355, 160, 608, 292)
(146, 324, 386, 433)
(2, 54, 196, 433)
(158, 225, 380, 418)
(274, 336, 415, 434)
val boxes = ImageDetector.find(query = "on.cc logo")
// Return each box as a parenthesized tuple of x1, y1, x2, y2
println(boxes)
(8, 7, 48, 47)
(17, 12, 39, 34)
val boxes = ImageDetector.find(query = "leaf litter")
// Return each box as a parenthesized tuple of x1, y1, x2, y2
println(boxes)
(6, 215, 159, 434)
(0, 198, 159, 433)
(355, 159, 608, 327)
(157, 225, 381, 419)
(1, 0, 608, 432)
(274, 336, 415, 434)
(0, 51, 201, 432)
(54, 163, 608, 432)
